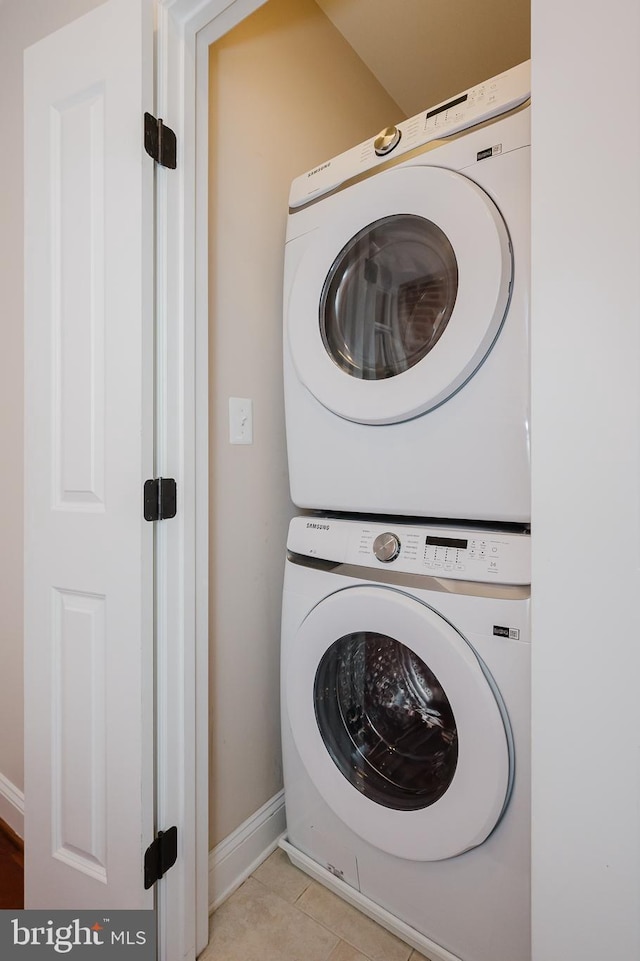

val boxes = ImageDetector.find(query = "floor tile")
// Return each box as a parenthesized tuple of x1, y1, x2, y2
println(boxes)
(297, 881, 412, 961)
(252, 847, 312, 903)
(328, 941, 371, 961)
(409, 951, 435, 961)
(202, 876, 339, 961)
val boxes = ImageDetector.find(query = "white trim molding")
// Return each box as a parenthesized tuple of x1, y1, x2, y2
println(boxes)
(157, 0, 274, 953)
(0, 772, 25, 839)
(155, 0, 269, 954)
(208, 791, 286, 912)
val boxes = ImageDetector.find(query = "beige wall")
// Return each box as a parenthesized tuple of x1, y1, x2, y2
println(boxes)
(207, 0, 403, 847)
(316, 0, 531, 117)
(0, 0, 105, 818)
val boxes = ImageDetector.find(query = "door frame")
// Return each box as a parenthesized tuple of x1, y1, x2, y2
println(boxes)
(161, 2, 640, 958)
(155, 1, 268, 954)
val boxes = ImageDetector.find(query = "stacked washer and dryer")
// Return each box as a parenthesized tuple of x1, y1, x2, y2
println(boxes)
(279, 61, 531, 961)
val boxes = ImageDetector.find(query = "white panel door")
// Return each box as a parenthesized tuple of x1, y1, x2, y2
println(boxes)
(24, 0, 155, 908)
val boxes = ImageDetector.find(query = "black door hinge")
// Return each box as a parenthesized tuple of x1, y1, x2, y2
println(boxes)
(144, 826, 178, 889)
(144, 477, 177, 522)
(144, 112, 177, 169)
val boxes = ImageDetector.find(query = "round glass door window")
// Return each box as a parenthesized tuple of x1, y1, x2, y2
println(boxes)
(320, 215, 458, 380)
(314, 630, 458, 811)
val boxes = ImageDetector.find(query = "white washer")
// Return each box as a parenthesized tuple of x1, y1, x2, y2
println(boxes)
(283, 62, 530, 523)
(281, 515, 530, 961)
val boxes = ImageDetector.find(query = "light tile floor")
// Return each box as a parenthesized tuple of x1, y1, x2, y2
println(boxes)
(200, 848, 433, 961)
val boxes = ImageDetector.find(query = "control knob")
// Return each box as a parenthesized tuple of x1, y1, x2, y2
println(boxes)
(374, 125, 401, 156)
(373, 532, 401, 563)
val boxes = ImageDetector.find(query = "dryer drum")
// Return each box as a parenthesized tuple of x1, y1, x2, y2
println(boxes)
(319, 214, 459, 381)
(314, 631, 458, 812)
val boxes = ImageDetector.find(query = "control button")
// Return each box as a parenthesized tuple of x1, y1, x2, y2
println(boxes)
(374, 125, 402, 156)
(456, 564, 466, 571)
(444, 563, 454, 571)
(373, 532, 401, 563)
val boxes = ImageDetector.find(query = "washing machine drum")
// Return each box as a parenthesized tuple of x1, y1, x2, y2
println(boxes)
(286, 585, 514, 861)
(286, 165, 513, 425)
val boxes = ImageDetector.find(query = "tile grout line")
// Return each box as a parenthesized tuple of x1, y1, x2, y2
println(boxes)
(210, 859, 424, 961)
(247, 854, 418, 961)
(291, 880, 408, 961)
(248, 875, 343, 961)
(252, 875, 374, 961)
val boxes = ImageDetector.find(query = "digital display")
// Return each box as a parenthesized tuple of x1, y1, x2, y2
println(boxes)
(426, 535, 468, 549)
(426, 93, 468, 120)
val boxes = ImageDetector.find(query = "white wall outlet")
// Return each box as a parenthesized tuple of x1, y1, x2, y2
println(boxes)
(229, 397, 253, 445)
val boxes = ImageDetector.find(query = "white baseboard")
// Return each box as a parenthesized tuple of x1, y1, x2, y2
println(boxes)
(209, 790, 286, 912)
(0, 772, 24, 839)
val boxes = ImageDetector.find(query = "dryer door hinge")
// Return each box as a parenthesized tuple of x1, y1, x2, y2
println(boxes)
(144, 112, 177, 169)
(143, 477, 177, 522)
(144, 826, 178, 889)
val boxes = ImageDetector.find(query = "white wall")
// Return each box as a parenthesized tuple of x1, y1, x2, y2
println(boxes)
(531, 1, 640, 957)
(207, 0, 403, 847)
(0, 0, 105, 835)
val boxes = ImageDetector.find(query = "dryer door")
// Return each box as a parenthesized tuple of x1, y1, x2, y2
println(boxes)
(286, 585, 513, 861)
(286, 165, 512, 425)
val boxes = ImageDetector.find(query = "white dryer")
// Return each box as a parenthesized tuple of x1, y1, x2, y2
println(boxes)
(283, 62, 531, 523)
(280, 515, 530, 961)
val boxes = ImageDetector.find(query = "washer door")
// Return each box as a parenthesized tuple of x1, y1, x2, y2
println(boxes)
(286, 165, 512, 425)
(286, 585, 513, 861)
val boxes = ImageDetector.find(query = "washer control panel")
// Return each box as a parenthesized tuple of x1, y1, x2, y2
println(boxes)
(288, 516, 530, 585)
(289, 60, 530, 208)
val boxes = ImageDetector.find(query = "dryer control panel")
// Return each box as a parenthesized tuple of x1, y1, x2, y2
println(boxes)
(288, 516, 530, 586)
(289, 60, 530, 209)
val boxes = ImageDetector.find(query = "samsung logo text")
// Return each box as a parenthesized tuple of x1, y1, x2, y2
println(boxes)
(307, 162, 331, 178)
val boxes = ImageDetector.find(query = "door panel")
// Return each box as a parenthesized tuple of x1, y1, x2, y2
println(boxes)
(24, 0, 154, 909)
